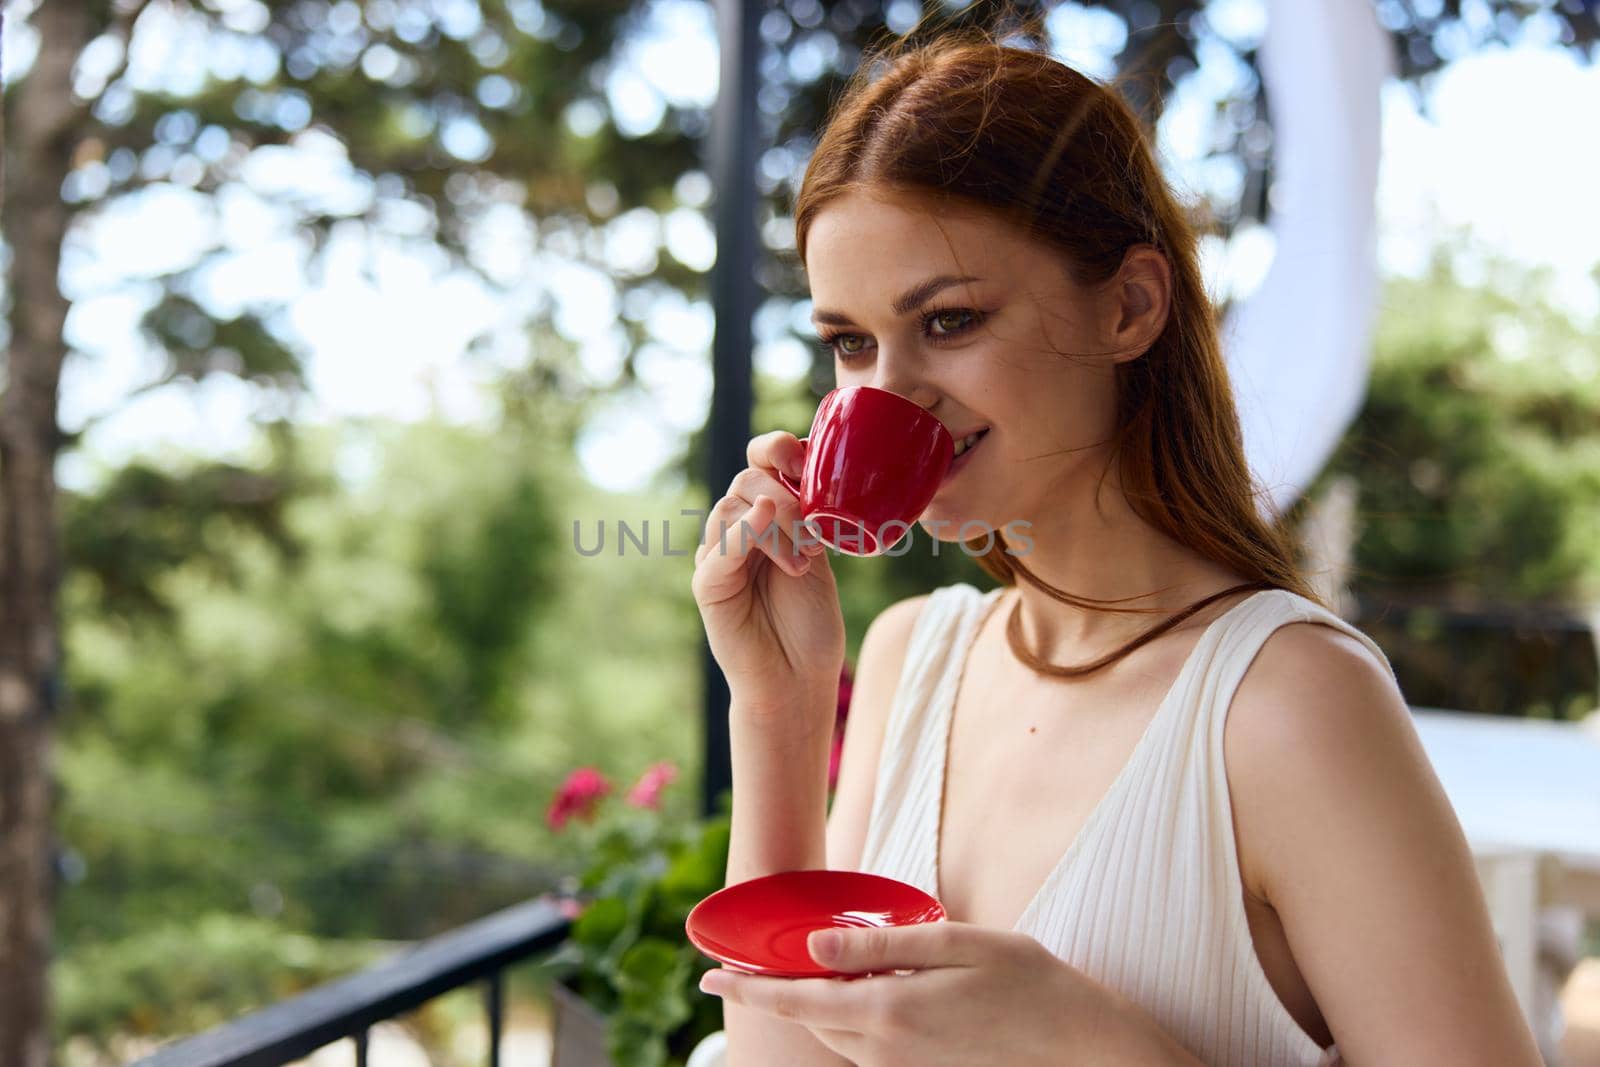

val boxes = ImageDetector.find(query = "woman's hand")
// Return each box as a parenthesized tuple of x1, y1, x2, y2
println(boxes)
(691, 430, 846, 730)
(698, 922, 1203, 1067)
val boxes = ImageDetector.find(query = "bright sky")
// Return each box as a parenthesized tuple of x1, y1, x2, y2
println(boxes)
(6, 0, 1598, 494)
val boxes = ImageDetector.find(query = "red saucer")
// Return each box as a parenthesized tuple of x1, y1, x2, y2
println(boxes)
(685, 869, 947, 978)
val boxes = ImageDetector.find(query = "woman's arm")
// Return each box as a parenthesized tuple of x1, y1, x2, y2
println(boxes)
(719, 595, 927, 1067)
(1225, 623, 1544, 1066)
(824, 595, 928, 870)
(720, 695, 846, 1067)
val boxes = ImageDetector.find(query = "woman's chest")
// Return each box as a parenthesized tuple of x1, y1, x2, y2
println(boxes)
(935, 657, 1177, 931)
(932, 650, 1329, 1048)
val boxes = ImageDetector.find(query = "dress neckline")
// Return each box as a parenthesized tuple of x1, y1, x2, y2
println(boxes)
(932, 584, 1275, 933)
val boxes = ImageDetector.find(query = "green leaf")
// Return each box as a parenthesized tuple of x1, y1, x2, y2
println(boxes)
(616, 938, 693, 1034)
(606, 1014, 668, 1067)
(659, 819, 729, 897)
(571, 897, 628, 949)
(618, 938, 678, 986)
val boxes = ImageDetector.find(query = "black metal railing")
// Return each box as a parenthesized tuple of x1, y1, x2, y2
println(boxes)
(128, 897, 572, 1067)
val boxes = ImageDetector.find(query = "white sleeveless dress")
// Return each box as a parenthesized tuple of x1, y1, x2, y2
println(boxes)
(863, 581, 1394, 1066)
(689, 582, 1392, 1067)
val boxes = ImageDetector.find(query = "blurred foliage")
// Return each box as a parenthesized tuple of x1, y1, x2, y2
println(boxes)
(64, 425, 311, 620)
(1321, 242, 1600, 604)
(54, 385, 711, 1048)
(54, 915, 384, 1048)
(1310, 241, 1600, 717)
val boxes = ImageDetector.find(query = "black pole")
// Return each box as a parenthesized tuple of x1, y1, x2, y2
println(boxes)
(702, 0, 761, 819)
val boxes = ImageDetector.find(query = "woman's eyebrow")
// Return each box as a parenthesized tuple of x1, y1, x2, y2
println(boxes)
(810, 274, 983, 326)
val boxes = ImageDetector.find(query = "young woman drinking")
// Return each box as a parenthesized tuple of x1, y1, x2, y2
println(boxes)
(689, 29, 1541, 1067)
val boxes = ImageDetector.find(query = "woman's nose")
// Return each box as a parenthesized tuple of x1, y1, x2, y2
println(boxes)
(868, 364, 939, 413)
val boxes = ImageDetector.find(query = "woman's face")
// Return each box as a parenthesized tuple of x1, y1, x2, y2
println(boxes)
(803, 189, 1131, 541)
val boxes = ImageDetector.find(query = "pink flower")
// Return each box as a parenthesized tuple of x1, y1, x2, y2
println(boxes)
(547, 766, 612, 831)
(625, 760, 680, 810)
(829, 662, 854, 792)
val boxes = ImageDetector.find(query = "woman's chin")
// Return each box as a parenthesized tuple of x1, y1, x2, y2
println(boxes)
(915, 506, 1000, 544)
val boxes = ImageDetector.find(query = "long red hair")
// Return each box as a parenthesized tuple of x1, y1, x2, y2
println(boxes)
(793, 27, 1319, 610)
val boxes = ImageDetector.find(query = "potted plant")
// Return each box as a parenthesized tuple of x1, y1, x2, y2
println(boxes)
(536, 761, 730, 1067)
(538, 665, 853, 1066)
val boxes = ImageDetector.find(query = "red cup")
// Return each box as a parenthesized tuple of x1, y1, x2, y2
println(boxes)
(774, 386, 953, 556)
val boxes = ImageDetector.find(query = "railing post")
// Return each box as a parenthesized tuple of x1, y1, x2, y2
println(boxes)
(485, 969, 504, 1067)
(702, 0, 762, 819)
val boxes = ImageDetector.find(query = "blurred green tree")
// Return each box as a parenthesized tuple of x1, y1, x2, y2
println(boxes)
(1311, 242, 1600, 716)
(54, 378, 718, 1049)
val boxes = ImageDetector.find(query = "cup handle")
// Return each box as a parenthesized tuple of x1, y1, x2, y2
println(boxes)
(774, 436, 808, 499)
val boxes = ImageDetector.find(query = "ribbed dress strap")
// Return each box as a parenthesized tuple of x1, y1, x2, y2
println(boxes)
(856, 583, 994, 890)
(1198, 589, 1399, 885)
(1198, 590, 1397, 749)
(1190, 590, 1391, 1067)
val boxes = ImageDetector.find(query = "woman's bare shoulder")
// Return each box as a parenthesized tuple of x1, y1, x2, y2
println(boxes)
(1223, 618, 1417, 899)
(1224, 618, 1415, 812)
(866, 592, 935, 647)
(1241, 614, 1398, 706)
(1220, 619, 1541, 1062)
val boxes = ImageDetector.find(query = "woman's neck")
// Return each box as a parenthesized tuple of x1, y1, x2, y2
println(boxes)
(1000, 481, 1245, 661)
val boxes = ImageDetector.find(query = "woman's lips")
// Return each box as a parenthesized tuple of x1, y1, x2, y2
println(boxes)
(941, 429, 989, 485)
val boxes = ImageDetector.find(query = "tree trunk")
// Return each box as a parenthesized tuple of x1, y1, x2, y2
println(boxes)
(1, 2, 92, 1064)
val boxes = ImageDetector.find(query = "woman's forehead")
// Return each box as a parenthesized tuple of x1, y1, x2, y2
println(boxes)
(804, 217, 1084, 327)
(804, 193, 1038, 280)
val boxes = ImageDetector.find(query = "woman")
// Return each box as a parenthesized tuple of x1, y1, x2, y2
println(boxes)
(689, 29, 1541, 1067)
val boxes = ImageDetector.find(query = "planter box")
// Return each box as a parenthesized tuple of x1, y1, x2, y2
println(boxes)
(550, 980, 615, 1067)
(549, 978, 727, 1067)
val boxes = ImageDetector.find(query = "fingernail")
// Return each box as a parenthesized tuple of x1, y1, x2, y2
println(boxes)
(699, 972, 725, 996)
(810, 930, 841, 960)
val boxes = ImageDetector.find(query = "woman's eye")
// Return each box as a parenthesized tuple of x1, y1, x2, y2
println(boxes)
(814, 307, 983, 361)
(930, 308, 974, 334)
(814, 332, 868, 360)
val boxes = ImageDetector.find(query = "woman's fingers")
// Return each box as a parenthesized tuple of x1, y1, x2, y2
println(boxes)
(729, 469, 815, 572)
(691, 450, 825, 606)
(747, 430, 806, 484)
(695, 492, 750, 567)
(742, 439, 824, 556)
(692, 492, 808, 612)
(696, 491, 789, 570)
(692, 495, 775, 605)
(749, 497, 811, 577)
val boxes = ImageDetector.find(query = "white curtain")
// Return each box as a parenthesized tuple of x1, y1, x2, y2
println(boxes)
(1222, 0, 1395, 518)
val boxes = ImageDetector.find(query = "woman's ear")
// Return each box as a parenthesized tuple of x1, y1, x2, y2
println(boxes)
(1103, 245, 1172, 363)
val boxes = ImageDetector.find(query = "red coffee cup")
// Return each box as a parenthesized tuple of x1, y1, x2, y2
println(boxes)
(774, 386, 953, 556)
